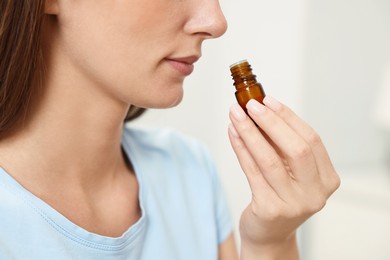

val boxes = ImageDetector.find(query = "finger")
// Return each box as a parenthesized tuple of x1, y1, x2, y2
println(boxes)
(262, 96, 339, 189)
(228, 123, 283, 202)
(229, 104, 293, 197)
(246, 99, 319, 183)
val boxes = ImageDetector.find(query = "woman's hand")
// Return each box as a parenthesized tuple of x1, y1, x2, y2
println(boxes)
(228, 96, 340, 260)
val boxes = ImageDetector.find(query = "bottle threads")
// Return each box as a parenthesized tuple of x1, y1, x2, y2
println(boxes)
(230, 60, 266, 114)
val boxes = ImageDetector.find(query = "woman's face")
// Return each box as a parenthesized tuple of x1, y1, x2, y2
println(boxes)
(50, 0, 227, 109)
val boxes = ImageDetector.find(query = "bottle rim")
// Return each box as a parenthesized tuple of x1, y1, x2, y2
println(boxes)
(229, 59, 248, 69)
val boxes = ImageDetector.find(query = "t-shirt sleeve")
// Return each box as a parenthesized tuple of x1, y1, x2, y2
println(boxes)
(202, 146, 234, 245)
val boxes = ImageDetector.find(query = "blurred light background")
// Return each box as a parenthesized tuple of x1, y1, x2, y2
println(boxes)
(132, 0, 390, 259)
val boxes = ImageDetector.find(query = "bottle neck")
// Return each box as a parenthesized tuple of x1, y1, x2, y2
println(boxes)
(230, 61, 258, 91)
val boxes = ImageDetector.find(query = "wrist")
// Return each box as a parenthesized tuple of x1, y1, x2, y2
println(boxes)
(240, 234, 299, 260)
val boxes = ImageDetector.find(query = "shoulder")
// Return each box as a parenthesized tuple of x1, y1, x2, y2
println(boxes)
(0, 170, 35, 239)
(0, 170, 23, 210)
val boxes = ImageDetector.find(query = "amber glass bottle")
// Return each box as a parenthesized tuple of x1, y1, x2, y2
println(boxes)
(230, 60, 266, 114)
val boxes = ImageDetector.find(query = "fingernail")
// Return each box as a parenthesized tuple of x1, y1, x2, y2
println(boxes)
(263, 96, 281, 111)
(230, 103, 247, 121)
(246, 99, 266, 115)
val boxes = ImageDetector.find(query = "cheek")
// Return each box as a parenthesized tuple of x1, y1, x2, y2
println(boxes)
(56, 1, 184, 108)
(59, 15, 136, 77)
(59, 0, 177, 64)
(57, 11, 146, 95)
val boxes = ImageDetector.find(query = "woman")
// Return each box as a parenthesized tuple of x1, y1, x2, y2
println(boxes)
(0, 0, 340, 259)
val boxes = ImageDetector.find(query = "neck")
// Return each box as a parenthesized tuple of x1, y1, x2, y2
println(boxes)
(0, 44, 131, 194)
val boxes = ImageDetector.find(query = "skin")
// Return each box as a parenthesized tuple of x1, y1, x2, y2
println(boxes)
(0, 0, 340, 259)
(228, 97, 340, 259)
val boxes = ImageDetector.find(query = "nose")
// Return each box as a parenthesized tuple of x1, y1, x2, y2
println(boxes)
(184, 0, 228, 39)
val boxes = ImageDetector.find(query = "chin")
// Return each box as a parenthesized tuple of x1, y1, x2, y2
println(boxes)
(158, 86, 184, 108)
(130, 79, 185, 109)
(159, 95, 183, 108)
(139, 92, 184, 109)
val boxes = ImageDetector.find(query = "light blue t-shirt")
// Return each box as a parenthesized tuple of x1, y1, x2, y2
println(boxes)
(0, 126, 233, 260)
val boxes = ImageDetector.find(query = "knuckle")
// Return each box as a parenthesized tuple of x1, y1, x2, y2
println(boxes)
(277, 102, 289, 117)
(246, 161, 261, 176)
(290, 144, 312, 161)
(331, 172, 341, 189)
(235, 120, 258, 137)
(263, 155, 281, 171)
(312, 198, 327, 212)
(239, 121, 252, 132)
(327, 171, 341, 193)
(307, 131, 322, 147)
(304, 194, 327, 214)
(311, 199, 327, 213)
(233, 137, 246, 150)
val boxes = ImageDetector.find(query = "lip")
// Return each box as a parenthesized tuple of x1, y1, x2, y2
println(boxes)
(165, 55, 200, 76)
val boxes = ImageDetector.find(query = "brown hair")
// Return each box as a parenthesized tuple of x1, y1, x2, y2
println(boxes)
(0, 1, 145, 138)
